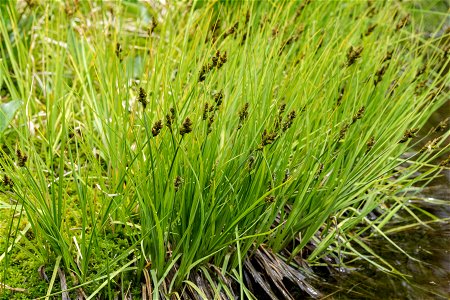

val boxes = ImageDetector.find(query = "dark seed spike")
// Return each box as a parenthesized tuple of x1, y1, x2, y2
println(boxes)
(16, 149, 28, 167)
(265, 195, 275, 203)
(149, 19, 158, 34)
(260, 129, 278, 149)
(282, 110, 297, 132)
(115, 43, 122, 59)
(238, 103, 249, 129)
(396, 14, 410, 31)
(336, 86, 345, 106)
(248, 155, 255, 170)
(439, 154, 450, 167)
(365, 23, 377, 36)
(374, 63, 389, 86)
(382, 49, 393, 63)
(352, 106, 366, 124)
(339, 123, 350, 141)
(346, 45, 363, 67)
(180, 117, 193, 136)
(207, 114, 215, 134)
(398, 128, 419, 143)
(138, 87, 148, 109)
(214, 91, 224, 108)
(224, 21, 238, 38)
(433, 118, 448, 133)
(198, 50, 227, 82)
(419, 137, 441, 154)
(174, 176, 184, 192)
(152, 120, 163, 137)
(278, 103, 286, 115)
(166, 108, 175, 129)
(202, 103, 209, 120)
(3, 175, 14, 189)
(365, 136, 375, 154)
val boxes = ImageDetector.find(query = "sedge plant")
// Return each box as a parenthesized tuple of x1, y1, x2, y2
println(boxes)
(0, 0, 449, 298)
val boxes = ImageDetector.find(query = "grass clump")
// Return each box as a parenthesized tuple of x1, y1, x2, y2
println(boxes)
(0, 0, 449, 298)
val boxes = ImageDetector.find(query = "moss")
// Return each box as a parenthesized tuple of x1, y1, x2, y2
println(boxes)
(0, 243, 47, 299)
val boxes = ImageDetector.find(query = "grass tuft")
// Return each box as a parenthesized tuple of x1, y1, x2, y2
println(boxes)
(0, 0, 449, 298)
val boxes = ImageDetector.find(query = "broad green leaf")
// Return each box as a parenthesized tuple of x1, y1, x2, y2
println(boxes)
(0, 99, 22, 134)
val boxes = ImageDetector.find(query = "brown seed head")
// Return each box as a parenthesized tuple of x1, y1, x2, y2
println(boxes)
(166, 108, 175, 129)
(282, 110, 297, 132)
(295, 0, 311, 19)
(115, 43, 122, 59)
(433, 118, 448, 133)
(439, 154, 450, 167)
(420, 137, 441, 153)
(212, 52, 219, 67)
(339, 123, 350, 140)
(260, 129, 277, 149)
(336, 87, 345, 106)
(218, 51, 227, 68)
(198, 65, 209, 82)
(248, 155, 255, 170)
(214, 91, 224, 108)
(180, 117, 193, 136)
(211, 18, 221, 34)
(152, 120, 163, 137)
(238, 103, 249, 129)
(272, 26, 279, 37)
(16, 149, 28, 167)
(207, 114, 215, 134)
(382, 50, 393, 63)
(202, 103, 209, 120)
(346, 45, 363, 67)
(399, 128, 419, 143)
(352, 106, 366, 124)
(396, 15, 410, 31)
(224, 22, 238, 38)
(278, 103, 286, 115)
(415, 79, 427, 95)
(365, 23, 377, 36)
(315, 163, 324, 179)
(3, 175, 13, 189)
(138, 87, 148, 109)
(265, 195, 275, 203)
(365, 136, 375, 154)
(149, 19, 158, 34)
(174, 176, 184, 192)
(374, 63, 389, 85)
